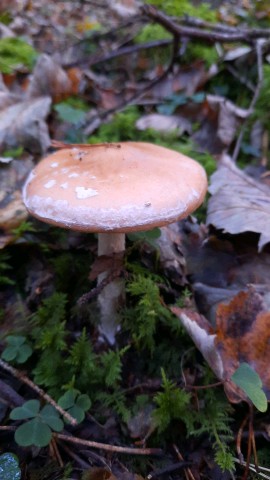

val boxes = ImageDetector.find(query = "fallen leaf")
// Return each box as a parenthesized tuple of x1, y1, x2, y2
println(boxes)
(0, 96, 51, 154)
(206, 95, 249, 146)
(89, 253, 124, 281)
(136, 113, 192, 136)
(27, 54, 79, 102)
(0, 156, 34, 233)
(207, 154, 270, 251)
(82, 467, 117, 480)
(172, 287, 270, 404)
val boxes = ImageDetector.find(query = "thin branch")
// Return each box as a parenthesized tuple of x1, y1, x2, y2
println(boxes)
(142, 5, 270, 43)
(65, 39, 172, 69)
(232, 39, 264, 162)
(54, 432, 163, 455)
(0, 359, 78, 426)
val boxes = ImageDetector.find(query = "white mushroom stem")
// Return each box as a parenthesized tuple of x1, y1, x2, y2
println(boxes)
(97, 232, 126, 345)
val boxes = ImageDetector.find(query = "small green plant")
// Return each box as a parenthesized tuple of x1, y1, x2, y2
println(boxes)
(1, 336, 32, 364)
(58, 389, 91, 423)
(0, 252, 15, 286)
(153, 368, 191, 432)
(231, 363, 268, 412)
(189, 376, 235, 472)
(11, 221, 37, 239)
(125, 274, 174, 352)
(10, 400, 64, 447)
(0, 37, 37, 73)
(0, 453, 21, 480)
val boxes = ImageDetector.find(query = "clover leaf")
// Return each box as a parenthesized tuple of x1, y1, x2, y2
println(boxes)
(58, 389, 91, 423)
(1, 336, 32, 363)
(10, 400, 64, 447)
(231, 363, 268, 412)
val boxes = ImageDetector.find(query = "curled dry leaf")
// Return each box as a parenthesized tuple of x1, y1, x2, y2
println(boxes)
(0, 96, 51, 154)
(206, 94, 249, 146)
(207, 154, 270, 251)
(136, 114, 192, 136)
(155, 224, 187, 286)
(27, 54, 81, 102)
(172, 287, 270, 404)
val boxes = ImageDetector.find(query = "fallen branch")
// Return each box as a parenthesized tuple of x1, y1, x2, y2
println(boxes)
(0, 359, 78, 426)
(55, 432, 163, 455)
(142, 5, 270, 43)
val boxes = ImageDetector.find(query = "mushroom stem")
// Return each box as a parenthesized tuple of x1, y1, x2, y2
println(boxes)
(97, 232, 125, 344)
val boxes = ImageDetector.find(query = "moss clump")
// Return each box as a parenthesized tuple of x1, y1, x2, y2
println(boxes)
(0, 37, 37, 73)
(145, 0, 217, 22)
(253, 65, 270, 127)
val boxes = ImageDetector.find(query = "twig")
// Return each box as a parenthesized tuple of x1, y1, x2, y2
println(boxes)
(142, 5, 270, 43)
(172, 444, 196, 480)
(236, 412, 249, 464)
(232, 39, 264, 162)
(54, 432, 163, 455)
(182, 15, 270, 37)
(65, 39, 172, 69)
(77, 269, 125, 305)
(146, 461, 192, 479)
(0, 359, 77, 426)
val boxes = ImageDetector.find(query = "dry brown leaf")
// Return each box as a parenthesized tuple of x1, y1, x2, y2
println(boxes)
(27, 54, 79, 102)
(206, 94, 249, 146)
(172, 287, 270, 404)
(207, 154, 270, 251)
(0, 96, 51, 154)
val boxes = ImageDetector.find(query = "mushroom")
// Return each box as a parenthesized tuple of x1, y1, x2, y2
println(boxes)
(22, 141, 207, 344)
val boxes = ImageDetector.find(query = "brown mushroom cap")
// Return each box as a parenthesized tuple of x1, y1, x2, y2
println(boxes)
(23, 142, 207, 232)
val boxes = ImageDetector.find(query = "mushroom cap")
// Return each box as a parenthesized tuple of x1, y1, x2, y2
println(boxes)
(23, 142, 207, 232)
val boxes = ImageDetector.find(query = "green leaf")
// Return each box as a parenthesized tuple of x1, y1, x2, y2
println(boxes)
(10, 400, 40, 420)
(1, 336, 32, 363)
(76, 394, 91, 411)
(14, 418, 52, 447)
(39, 405, 64, 432)
(0, 453, 21, 480)
(54, 104, 86, 125)
(231, 363, 268, 412)
(58, 390, 91, 423)
(66, 404, 85, 423)
(58, 390, 76, 409)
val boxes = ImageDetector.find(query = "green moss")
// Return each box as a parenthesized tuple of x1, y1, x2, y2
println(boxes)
(185, 43, 219, 68)
(135, 24, 171, 44)
(253, 65, 270, 127)
(145, 0, 217, 22)
(0, 37, 37, 73)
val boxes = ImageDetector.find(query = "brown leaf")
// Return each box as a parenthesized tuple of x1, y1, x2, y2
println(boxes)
(172, 287, 270, 404)
(27, 54, 79, 102)
(89, 253, 124, 281)
(207, 154, 270, 251)
(0, 156, 34, 233)
(82, 467, 117, 480)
